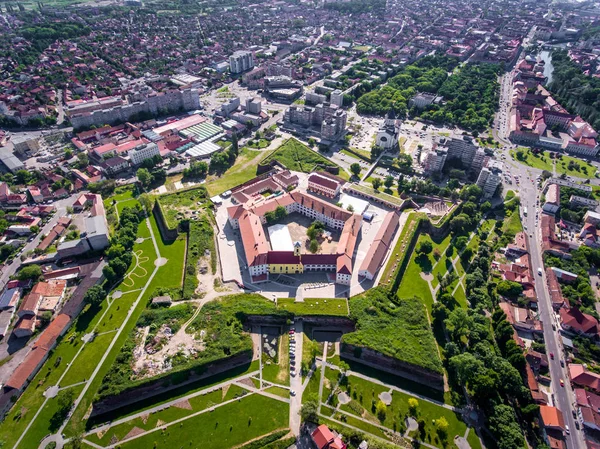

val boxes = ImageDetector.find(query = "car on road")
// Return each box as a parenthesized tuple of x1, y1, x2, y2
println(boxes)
(538, 268, 543, 276)
(560, 379, 565, 387)
(290, 389, 296, 396)
(561, 360, 565, 367)
(550, 352, 554, 359)
(565, 425, 570, 435)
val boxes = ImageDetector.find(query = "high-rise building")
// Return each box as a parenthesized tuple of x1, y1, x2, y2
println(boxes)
(245, 97, 262, 115)
(476, 161, 502, 199)
(330, 89, 344, 107)
(229, 51, 254, 74)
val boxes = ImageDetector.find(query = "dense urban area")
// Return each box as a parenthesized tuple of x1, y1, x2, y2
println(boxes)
(2, 0, 600, 449)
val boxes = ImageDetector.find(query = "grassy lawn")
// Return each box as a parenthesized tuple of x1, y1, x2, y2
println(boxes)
(59, 332, 116, 387)
(16, 384, 85, 449)
(380, 212, 423, 286)
(340, 147, 372, 162)
(303, 369, 321, 403)
(555, 154, 597, 178)
(119, 238, 156, 291)
(453, 284, 467, 308)
(247, 138, 270, 149)
(336, 374, 467, 447)
(330, 413, 390, 440)
(277, 298, 348, 316)
(87, 386, 252, 447)
(261, 138, 338, 173)
(264, 386, 290, 399)
(510, 148, 554, 171)
(502, 208, 522, 236)
(116, 199, 140, 217)
(349, 183, 404, 205)
(95, 292, 139, 332)
(118, 394, 288, 449)
(467, 428, 483, 449)
(396, 234, 434, 312)
(205, 147, 273, 197)
(262, 333, 290, 386)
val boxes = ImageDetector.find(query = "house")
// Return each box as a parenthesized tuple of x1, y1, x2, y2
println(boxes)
(539, 405, 566, 430)
(559, 307, 599, 337)
(543, 184, 560, 214)
(13, 315, 36, 338)
(311, 424, 347, 449)
(569, 364, 600, 393)
(575, 388, 600, 432)
(307, 173, 343, 198)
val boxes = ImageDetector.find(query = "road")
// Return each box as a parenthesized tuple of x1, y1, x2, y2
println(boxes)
(506, 162, 584, 449)
(490, 55, 586, 447)
(0, 193, 79, 290)
(289, 320, 304, 436)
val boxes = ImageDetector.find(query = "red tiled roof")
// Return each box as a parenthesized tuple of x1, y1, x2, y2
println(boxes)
(540, 405, 565, 429)
(560, 307, 599, 335)
(34, 314, 70, 351)
(312, 425, 335, 449)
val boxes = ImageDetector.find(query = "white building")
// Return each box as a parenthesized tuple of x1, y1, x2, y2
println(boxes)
(128, 142, 160, 166)
(375, 110, 400, 150)
(543, 184, 560, 214)
(330, 89, 344, 107)
(476, 161, 502, 199)
(229, 51, 255, 74)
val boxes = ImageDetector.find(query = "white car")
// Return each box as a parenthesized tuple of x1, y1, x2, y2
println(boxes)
(290, 389, 296, 396)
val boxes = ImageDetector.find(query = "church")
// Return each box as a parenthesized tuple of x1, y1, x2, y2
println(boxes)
(375, 110, 401, 151)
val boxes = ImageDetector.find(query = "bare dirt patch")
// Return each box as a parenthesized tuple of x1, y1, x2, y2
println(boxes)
(123, 426, 145, 440)
(173, 399, 192, 410)
(238, 378, 256, 388)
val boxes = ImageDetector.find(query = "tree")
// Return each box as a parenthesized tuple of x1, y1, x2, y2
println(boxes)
(106, 244, 125, 259)
(17, 265, 42, 281)
(30, 225, 40, 234)
(434, 416, 449, 439)
(408, 398, 419, 416)
(384, 175, 394, 189)
(350, 163, 361, 177)
(375, 400, 387, 422)
(300, 400, 319, 423)
(497, 280, 523, 298)
(84, 285, 106, 308)
(309, 239, 319, 253)
(371, 178, 382, 191)
(455, 236, 468, 250)
(137, 168, 152, 189)
(417, 240, 433, 254)
(274, 206, 287, 220)
(76, 152, 89, 168)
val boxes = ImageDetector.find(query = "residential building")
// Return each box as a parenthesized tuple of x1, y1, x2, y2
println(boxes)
(330, 89, 344, 107)
(543, 184, 560, 214)
(476, 161, 502, 199)
(229, 50, 254, 74)
(311, 424, 347, 449)
(539, 405, 566, 431)
(128, 142, 160, 166)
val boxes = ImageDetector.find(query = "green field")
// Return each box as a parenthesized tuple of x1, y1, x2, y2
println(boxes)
(277, 298, 348, 316)
(396, 234, 435, 311)
(380, 212, 424, 286)
(344, 288, 442, 375)
(334, 372, 466, 446)
(205, 147, 273, 196)
(555, 153, 597, 178)
(510, 148, 553, 171)
(261, 138, 339, 173)
(117, 394, 288, 449)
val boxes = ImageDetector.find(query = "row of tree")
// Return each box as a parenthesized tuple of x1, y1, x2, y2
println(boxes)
(102, 204, 144, 285)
